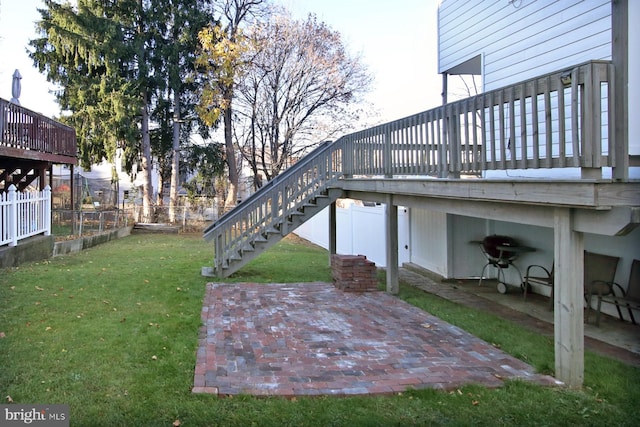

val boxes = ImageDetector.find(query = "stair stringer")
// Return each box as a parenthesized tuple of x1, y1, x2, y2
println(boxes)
(206, 188, 343, 278)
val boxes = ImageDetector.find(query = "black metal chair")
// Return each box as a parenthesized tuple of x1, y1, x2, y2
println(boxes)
(523, 262, 554, 309)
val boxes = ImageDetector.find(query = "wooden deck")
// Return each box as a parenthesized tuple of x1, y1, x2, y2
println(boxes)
(1, 98, 76, 191)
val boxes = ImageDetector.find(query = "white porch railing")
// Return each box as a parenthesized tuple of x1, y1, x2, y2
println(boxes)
(1, 185, 51, 247)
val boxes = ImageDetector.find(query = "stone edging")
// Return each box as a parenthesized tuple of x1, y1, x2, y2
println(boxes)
(53, 226, 133, 256)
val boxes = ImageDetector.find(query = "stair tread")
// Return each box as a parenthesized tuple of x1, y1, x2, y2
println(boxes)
(205, 169, 343, 277)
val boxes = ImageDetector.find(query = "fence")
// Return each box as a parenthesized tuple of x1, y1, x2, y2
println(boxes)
(132, 199, 218, 231)
(0, 185, 51, 247)
(294, 202, 411, 268)
(52, 208, 130, 237)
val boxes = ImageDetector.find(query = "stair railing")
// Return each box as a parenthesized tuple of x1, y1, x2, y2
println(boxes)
(203, 139, 344, 272)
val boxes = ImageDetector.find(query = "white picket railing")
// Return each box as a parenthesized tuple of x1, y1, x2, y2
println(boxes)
(0, 185, 51, 247)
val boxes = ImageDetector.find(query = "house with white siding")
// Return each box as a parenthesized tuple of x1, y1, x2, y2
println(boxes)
(420, 0, 639, 280)
(203, 0, 639, 387)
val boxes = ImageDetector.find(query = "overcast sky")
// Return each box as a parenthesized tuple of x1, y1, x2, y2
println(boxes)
(0, 0, 444, 124)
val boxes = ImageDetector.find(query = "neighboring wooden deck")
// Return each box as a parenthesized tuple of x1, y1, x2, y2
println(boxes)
(1, 98, 77, 191)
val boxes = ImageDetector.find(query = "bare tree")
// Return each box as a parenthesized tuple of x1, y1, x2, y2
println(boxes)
(234, 12, 372, 187)
(196, 0, 267, 210)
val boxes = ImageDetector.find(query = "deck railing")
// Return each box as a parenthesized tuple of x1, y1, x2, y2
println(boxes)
(1, 185, 51, 247)
(342, 60, 614, 177)
(203, 60, 616, 273)
(0, 98, 76, 158)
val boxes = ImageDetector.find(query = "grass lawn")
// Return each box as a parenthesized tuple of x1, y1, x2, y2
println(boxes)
(1, 233, 639, 426)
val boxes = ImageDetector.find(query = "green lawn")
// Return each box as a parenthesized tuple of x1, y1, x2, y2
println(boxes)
(1, 233, 638, 426)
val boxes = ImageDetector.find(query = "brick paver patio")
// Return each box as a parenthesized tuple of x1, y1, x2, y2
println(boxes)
(193, 282, 560, 396)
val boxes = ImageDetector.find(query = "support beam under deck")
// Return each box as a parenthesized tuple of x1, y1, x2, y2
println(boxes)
(386, 194, 399, 294)
(553, 208, 584, 388)
(329, 201, 337, 265)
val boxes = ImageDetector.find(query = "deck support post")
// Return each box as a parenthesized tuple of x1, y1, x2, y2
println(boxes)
(612, 0, 629, 181)
(386, 194, 399, 294)
(553, 207, 584, 387)
(329, 200, 337, 266)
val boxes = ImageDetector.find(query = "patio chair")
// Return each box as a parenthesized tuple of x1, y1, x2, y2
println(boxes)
(594, 259, 640, 326)
(584, 251, 620, 326)
(523, 262, 554, 309)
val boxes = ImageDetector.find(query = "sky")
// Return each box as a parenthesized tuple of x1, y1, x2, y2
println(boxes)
(0, 0, 444, 124)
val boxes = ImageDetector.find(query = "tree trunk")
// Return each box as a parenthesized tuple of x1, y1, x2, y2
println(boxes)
(169, 89, 180, 223)
(138, 0, 154, 223)
(223, 97, 239, 210)
(156, 166, 164, 206)
(140, 93, 154, 222)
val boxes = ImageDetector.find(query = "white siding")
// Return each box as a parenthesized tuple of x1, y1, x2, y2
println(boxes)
(438, 0, 611, 91)
(409, 208, 449, 276)
(450, 215, 492, 279)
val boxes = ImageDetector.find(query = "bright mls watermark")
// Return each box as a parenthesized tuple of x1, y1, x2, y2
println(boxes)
(0, 405, 69, 427)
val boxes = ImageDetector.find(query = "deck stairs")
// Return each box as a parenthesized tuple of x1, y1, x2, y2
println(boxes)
(202, 140, 344, 278)
(202, 61, 622, 278)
